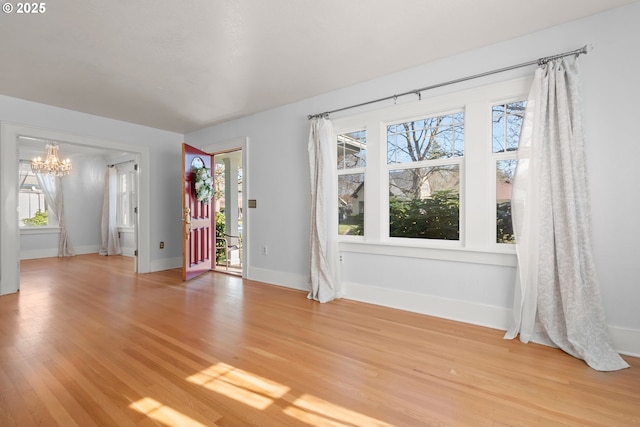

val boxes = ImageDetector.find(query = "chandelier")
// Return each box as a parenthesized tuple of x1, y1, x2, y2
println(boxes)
(31, 143, 72, 177)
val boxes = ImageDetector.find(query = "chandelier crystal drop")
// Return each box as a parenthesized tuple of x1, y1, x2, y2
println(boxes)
(31, 143, 72, 177)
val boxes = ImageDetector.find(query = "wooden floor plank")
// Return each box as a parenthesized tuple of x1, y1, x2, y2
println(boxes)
(1, 254, 638, 427)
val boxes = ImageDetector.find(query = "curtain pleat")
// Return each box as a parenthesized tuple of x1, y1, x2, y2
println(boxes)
(505, 58, 628, 371)
(99, 167, 122, 256)
(35, 173, 75, 257)
(307, 117, 340, 303)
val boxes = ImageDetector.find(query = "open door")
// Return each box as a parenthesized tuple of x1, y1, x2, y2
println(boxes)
(182, 143, 214, 281)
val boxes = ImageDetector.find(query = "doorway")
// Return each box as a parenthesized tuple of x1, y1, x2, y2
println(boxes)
(213, 150, 243, 276)
(1, 123, 151, 295)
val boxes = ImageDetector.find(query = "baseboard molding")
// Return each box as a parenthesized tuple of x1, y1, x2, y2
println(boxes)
(20, 245, 100, 260)
(608, 326, 640, 358)
(149, 256, 181, 273)
(245, 270, 640, 358)
(343, 280, 512, 331)
(247, 267, 309, 292)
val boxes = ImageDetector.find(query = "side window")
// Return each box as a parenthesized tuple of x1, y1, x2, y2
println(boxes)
(387, 112, 464, 240)
(117, 163, 137, 227)
(337, 130, 366, 236)
(492, 101, 527, 243)
(18, 161, 57, 227)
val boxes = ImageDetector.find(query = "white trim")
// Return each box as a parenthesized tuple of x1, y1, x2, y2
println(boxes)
(343, 280, 512, 330)
(1, 122, 151, 295)
(201, 136, 249, 279)
(238, 266, 639, 357)
(608, 326, 640, 358)
(20, 226, 61, 235)
(149, 256, 181, 272)
(20, 244, 101, 260)
(340, 241, 516, 267)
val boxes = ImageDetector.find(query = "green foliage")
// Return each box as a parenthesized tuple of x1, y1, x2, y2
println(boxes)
(389, 190, 459, 240)
(22, 209, 48, 226)
(215, 212, 226, 263)
(497, 201, 515, 243)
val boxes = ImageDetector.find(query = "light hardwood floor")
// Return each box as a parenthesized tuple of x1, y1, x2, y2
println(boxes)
(1, 254, 638, 426)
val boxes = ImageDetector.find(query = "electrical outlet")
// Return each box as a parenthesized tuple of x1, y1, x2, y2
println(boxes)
(262, 245, 268, 255)
(159, 242, 165, 249)
(339, 255, 343, 262)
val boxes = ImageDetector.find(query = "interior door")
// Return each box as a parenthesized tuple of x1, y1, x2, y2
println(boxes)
(182, 143, 214, 281)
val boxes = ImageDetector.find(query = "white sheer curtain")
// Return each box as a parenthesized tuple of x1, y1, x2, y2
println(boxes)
(99, 167, 122, 256)
(35, 173, 75, 257)
(505, 57, 628, 371)
(308, 117, 341, 302)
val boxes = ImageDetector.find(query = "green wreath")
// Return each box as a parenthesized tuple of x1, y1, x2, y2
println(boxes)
(193, 167, 214, 204)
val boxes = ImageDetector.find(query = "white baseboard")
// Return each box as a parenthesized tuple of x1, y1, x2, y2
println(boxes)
(247, 267, 309, 292)
(608, 326, 640, 358)
(343, 280, 512, 331)
(20, 245, 100, 260)
(243, 269, 640, 358)
(149, 256, 181, 273)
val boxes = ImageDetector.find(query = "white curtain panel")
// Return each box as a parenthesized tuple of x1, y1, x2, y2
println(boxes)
(505, 58, 628, 371)
(99, 167, 122, 256)
(307, 117, 341, 303)
(35, 173, 75, 257)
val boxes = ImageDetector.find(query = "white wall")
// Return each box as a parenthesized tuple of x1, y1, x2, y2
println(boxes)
(0, 96, 184, 289)
(187, 3, 640, 356)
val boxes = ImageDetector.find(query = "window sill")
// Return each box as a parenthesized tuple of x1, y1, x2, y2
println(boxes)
(20, 227, 61, 235)
(339, 240, 517, 267)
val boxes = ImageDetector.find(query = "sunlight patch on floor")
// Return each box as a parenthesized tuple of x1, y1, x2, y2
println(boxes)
(187, 362, 290, 410)
(284, 393, 394, 427)
(130, 397, 209, 427)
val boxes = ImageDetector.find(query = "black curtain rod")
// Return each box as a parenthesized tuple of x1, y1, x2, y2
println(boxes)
(308, 44, 590, 120)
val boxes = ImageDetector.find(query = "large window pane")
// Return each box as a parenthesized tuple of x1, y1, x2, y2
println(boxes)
(18, 161, 50, 227)
(389, 165, 459, 240)
(338, 173, 364, 235)
(492, 101, 526, 153)
(337, 130, 366, 170)
(387, 112, 464, 164)
(496, 160, 516, 243)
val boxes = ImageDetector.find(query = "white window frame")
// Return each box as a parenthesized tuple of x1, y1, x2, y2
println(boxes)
(333, 77, 531, 267)
(18, 160, 59, 230)
(116, 162, 137, 228)
(337, 128, 367, 239)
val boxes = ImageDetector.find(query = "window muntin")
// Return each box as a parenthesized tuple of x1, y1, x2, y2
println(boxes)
(333, 77, 530, 256)
(117, 163, 137, 227)
(389, 165, 460, 240)
(337, 130, 366, 169)
(492, 101, 526, 153)
(18, 161, 55, 227)
(386, 112, 463, 240)
(337, 131, 366, 236)
(492, 101, 526, 244)
(387, 112, 463, 164)
(338, 173, 364, 236)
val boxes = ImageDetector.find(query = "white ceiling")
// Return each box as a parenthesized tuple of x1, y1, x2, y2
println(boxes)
(0, 0, 636, 134)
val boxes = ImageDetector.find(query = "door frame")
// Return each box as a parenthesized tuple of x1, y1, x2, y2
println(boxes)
(0, 122, 150, 295)
(202, 137, 248, 278)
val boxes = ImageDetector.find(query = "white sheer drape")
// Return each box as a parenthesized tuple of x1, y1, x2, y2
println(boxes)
(505, 58, 628, 371)
(308, 117, 341, 302)
(35, 173, 75, 257)
(99, 167, 122, 256)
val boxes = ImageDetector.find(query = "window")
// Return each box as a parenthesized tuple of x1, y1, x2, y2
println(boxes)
(337, 130, 366, 235)
(117, 163, 137, 227)
(333, 77, 530, 262)
(18, 161, 57, 227)
(387, 112, 463, 240)
(492, 101, 527, 243)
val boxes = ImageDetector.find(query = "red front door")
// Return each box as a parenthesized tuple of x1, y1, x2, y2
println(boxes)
(182, 143, 214, 281)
